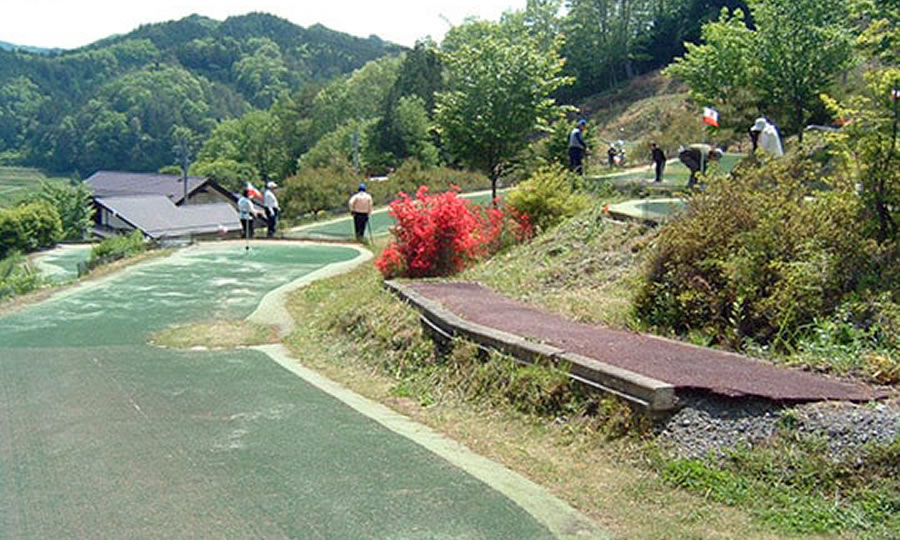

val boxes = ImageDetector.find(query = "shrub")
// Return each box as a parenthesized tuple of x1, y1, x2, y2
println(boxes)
(367, 159, 489, 205)
(634, 155, 885, 349)
(281, 165, 359, 218)
(0, 252, 42, 300)
(26, 180, 94, 242)
(0, 201, 62, 258)
(89, 230, 146, 263)
(505, 166, 590, 233)
(375, 185, 532, 279)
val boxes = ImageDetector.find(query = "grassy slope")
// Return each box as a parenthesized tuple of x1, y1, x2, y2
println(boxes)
(0, 167, 71, 209)
(281, 235, 784, 539)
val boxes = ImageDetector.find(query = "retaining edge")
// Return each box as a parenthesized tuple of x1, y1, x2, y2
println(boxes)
(384, 280, 676, 412)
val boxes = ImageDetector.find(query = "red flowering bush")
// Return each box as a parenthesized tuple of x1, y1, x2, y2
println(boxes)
(376, 186, 532, 279)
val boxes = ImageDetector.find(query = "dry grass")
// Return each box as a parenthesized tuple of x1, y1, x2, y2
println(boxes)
(281, 257, 813, 539)
(149, 320, 278, 350)
(464, 204, 654, 329)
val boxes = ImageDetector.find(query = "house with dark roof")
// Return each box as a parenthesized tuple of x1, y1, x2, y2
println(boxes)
(85, 171, 261, 240)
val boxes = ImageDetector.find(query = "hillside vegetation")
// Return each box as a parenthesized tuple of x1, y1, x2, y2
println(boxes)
(0, 12, 402, 173)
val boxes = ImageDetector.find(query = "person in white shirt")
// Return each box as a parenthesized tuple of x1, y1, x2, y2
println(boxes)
(348, 183, 374, 241)
(263, 180, 280, 238)
(237, 189, 254, 239)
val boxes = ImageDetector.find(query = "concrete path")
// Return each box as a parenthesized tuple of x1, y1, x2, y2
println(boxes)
(403, 282, 890, 403)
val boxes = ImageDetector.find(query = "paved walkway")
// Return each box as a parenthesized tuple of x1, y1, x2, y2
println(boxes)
(405, 282, 890, 403)
(1, 244, 598, 539)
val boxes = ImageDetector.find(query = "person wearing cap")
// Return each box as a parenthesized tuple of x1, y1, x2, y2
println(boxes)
(263, 180, 280, 238)
(568, 119, 588, 175)
(348, 182, 374, 241)
(749, 117, 767, 153)
(678, 143, 723, 189)
(237, 188, 255, 239)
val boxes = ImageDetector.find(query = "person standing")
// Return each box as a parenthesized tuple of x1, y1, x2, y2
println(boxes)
(237, 189, 255, 239)
(348, 183, 374, 241)
(749, 117, 766, 153)
(567, 119, 588, 175)
(607, 144, 617, 168)
(650, 142, 666, 182)
(263, 180, 280, 238)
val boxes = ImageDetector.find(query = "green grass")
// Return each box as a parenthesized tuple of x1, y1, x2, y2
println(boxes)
(588, 153, 744, 189)
(288, 194, 899, 537)
(0, 167, 72, 209)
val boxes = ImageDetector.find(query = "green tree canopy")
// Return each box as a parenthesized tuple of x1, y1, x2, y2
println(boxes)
(435, 19, 572, 198)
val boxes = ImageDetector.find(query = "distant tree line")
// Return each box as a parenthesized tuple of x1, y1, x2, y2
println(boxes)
(0, 2, 749, 178)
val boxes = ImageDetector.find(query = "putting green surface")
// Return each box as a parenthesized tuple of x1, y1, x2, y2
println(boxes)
(32, 245, 92, 282)
(0, 243, 555, 539)
(591, 153, 743, 187)
(607, 198, 686, 222)
(289, 190, 498, 240)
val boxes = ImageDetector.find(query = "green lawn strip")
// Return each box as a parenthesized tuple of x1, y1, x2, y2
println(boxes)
(589, 153, 744, 188)
(0, 167, 71, 209)
(659, 437, 900, 538)
(288, 189, 501, 240)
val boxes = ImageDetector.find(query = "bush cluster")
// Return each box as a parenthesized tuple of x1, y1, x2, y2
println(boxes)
(83, 230, 147, 274)
(505, 166, 590, 233)
(0, 201, 63, 258)
(375, 185, 532, 279)
(634, 156, 897, 350)
(280, 160, 491, 221)
(0, 252, 42, 300)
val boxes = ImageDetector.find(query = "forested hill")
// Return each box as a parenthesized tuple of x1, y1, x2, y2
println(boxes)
(0, 12, 404, 174)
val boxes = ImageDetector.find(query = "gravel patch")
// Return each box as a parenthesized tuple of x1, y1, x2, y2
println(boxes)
(656, 391, 900, 461)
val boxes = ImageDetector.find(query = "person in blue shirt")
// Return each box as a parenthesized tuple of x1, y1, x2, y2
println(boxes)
(568, 119, 588, 175)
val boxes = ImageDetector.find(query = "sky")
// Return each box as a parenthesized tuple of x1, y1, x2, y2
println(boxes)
(0, 0, 528, 50)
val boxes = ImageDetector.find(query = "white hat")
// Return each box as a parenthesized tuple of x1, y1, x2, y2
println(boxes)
(267, 181, 278, 188)
(752, 118, 767, 132)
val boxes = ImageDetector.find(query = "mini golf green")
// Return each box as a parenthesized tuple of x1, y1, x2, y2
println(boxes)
(289, 189, 499, 240)
(0, 242, 559, 539)
(607, 197, 686, 223)
(590, 153, 744, 188)
(32, 245, 92, 282)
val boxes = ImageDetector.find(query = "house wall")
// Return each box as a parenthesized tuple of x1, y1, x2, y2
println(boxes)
(186, 188, 232, 206)
(96, 206, 136, 232)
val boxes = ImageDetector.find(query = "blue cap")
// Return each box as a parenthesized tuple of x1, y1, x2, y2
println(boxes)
(358, 183, 367, 191)
(577, 118, 587, 126)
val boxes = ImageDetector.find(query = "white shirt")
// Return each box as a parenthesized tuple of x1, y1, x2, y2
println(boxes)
(237, 196, 252, 220)
(264, 188, 279, 211)
(349, 191, 373, 214)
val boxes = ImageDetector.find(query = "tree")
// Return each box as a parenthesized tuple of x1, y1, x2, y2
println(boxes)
(666, 0, 853, 141)
(194, 109, 287, 185)
(750, 0, 854, 140)
(663, 8, 754, 106)
(435, 19, 572, 199)
(26, 180, 94, 241)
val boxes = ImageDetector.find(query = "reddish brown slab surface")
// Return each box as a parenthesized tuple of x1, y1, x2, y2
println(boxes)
(407, 282, 891, 402)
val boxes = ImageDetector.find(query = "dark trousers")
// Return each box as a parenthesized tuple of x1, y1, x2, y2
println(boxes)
(568, 147, 585, 175)
(352, 212, 369, 239)
(678, 149, 703, 188)
(265, 208, 278, 238)
(241, 218, 254, 239)
(654, 160, 665, 182)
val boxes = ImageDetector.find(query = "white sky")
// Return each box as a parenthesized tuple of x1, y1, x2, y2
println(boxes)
(0, 1, 528, 50)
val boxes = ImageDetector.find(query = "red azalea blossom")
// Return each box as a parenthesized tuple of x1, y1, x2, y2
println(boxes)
(375, 185, 533, 279)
